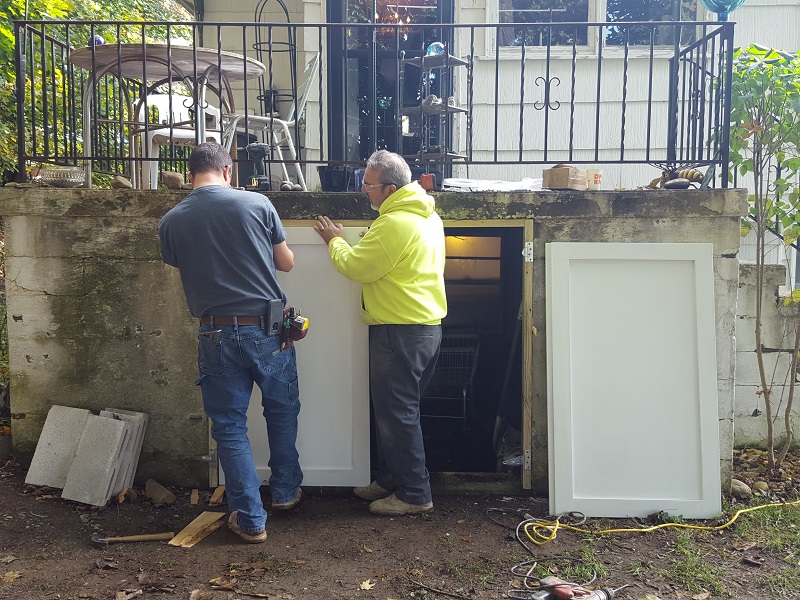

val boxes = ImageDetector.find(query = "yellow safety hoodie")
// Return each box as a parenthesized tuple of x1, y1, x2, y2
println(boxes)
(327, 181, 447, 325)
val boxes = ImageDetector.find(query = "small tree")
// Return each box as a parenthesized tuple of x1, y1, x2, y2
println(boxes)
(730, 44, 800, 469)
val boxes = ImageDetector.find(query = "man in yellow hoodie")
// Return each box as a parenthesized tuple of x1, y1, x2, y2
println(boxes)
(314, 150, 446, 516)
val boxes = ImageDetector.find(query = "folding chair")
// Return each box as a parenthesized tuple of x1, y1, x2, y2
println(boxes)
(222, 53, 319, 191)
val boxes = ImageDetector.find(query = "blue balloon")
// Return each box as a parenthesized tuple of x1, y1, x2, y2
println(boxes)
(88, 34, 106, 47)
(426, 42, 445, 56)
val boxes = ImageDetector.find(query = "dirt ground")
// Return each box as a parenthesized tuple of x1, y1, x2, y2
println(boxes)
(1, 451, 799, 600)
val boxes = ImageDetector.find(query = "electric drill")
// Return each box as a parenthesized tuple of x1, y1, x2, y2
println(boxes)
(246, 142, 272, 191)
(533, 576, 617, 600)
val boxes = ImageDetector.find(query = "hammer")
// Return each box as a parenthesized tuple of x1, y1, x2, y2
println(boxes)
(91, 532, 174, 546)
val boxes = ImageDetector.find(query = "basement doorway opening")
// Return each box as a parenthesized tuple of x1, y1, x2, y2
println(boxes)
(420, 224, 526, 475)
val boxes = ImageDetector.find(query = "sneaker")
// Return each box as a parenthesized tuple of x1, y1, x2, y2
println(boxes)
(368, 493, 433, 516)
(271, 488, 302, 511)
(227, 511, 267, 544)
(353, 480, 392, 501)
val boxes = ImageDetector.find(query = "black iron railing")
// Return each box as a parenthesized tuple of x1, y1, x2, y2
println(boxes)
(13, 19, 734, 189)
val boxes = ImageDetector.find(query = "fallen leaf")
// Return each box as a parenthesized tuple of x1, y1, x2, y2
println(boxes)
(0, 556, 16, 564)
(461, 535, 472, 542)
(360, 579, 376, 590)
(1, 571, 22, 583)
(456, 519, 465, 524)
(362, 545, 373, 553)
(692, 592, 710, 600)
(208, 576, 238, 589)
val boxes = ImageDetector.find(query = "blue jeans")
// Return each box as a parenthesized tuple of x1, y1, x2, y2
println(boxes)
(196, 323, 302, 533)
(370, 324, 441, 505)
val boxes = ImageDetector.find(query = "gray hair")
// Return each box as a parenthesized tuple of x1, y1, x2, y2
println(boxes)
(366, 150, 412, 187)
(189, 142, 233, 175)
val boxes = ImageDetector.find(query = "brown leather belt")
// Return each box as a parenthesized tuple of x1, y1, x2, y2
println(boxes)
(200, 316, 262, 326)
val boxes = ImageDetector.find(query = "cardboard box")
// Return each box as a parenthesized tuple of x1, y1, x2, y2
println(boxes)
(542, 164, 588, 190)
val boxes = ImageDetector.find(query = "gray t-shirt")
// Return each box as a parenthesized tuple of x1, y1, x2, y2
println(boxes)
(158, 185, 287, 317)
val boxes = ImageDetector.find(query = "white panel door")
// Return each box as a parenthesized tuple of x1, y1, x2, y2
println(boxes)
(221, 226, 370, 487)
(546, 242, 721, 519)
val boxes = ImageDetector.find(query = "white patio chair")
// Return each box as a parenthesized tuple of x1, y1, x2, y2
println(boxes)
(222, 53, 319, 191)
(134, 94, 221, 189)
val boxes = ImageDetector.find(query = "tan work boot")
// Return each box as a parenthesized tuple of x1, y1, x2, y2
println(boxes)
(368, 493, 433, 516)
(353, 480, 391, 501)
(227, 511, 267, 544)
(271, 488, 302, 511)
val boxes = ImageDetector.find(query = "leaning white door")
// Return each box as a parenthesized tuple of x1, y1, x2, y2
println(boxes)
(220, 226, 370, 487)
(546, 242, 721, 519)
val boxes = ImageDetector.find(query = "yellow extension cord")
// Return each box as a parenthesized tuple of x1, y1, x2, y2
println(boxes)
(524, 498, 800, 546)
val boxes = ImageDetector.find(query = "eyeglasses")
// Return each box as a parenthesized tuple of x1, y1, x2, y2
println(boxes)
(362, 181, 388, 191)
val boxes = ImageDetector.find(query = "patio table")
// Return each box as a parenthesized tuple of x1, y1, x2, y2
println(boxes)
(69, 43, 266, 187)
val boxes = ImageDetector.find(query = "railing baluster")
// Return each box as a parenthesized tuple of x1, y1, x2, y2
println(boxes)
(518, 29, 525, 164)
(620, 27, 629, 162)
(645, 26, 654, 162)
(593, 23, 603, 163)
(568, 29, 576, 163)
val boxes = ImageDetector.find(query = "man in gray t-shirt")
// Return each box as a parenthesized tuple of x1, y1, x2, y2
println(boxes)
(158, 142, 303, 544)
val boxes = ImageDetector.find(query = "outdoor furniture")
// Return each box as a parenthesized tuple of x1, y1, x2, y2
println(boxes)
(133, 94, 222, 189)
(221, 53, 319, 191)
(69, 43, 265, 188)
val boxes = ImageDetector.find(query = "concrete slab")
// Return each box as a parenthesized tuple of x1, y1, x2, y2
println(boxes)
(61, 415, 131, 506)
(24, 405, 90, 488)
(100, 408, 148, 491)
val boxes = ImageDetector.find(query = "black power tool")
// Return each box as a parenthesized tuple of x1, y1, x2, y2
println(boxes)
(245, 142, 272, 191)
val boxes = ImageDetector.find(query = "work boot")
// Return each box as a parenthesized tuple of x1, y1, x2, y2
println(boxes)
(368, 493, 433, 516)
(227, 511, 267, 544)
(353, 480, 391, 501)
(271, 488, 302, 511)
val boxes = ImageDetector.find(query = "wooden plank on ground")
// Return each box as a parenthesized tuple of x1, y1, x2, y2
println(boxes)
(168, 512, 226, 548)
(209, 485, 225, 506)
(190, 489, 199, 505)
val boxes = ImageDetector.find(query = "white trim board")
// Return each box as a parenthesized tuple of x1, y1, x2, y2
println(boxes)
(546, 242, 721, 519)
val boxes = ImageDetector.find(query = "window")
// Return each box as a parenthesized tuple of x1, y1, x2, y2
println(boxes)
(497, 0, 699, 48)
(498, 0, 590, 47)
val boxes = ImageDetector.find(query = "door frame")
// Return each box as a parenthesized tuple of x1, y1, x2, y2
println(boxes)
(326, 0, 456, 162)
(444, 219, 534, 488)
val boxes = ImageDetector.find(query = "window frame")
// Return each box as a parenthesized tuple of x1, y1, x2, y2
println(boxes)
(482, 0, 709, 59)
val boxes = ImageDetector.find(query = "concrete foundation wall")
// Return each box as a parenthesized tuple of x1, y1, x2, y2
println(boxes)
(0, 187, 746, 490)
(734, 261, 800, 449)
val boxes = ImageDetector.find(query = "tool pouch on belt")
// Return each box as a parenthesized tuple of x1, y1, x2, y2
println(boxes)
(280, 306, 309, 349)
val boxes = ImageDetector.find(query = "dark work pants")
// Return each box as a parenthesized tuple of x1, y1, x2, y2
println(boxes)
(369, 324, 442, 505)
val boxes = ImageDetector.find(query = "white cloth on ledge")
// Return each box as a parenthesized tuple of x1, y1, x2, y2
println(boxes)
(441, 177, 542, 192)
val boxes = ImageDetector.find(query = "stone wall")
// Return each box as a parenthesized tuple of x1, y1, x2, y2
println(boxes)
(0, 187, 746, 489)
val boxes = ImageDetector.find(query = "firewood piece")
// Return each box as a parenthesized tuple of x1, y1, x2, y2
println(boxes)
(209, 485, 225, 507)
(167, 512, 226, 548)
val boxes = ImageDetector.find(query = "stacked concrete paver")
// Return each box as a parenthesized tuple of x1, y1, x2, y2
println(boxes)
(25, 405, 148, 506)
